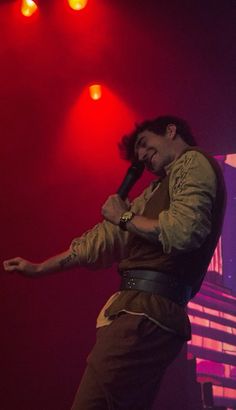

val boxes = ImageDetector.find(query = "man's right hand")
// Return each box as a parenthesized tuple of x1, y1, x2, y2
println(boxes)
(3, 257, 40, 276)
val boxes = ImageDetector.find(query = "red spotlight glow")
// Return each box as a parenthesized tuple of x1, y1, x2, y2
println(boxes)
(68, 0, 88, 11)
(21, 0, 38, 17)
(89, 84, 102, 101)
(55, 86, 137, 179)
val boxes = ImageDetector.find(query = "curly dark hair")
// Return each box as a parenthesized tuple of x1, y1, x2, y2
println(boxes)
(119, 115, 197, 162)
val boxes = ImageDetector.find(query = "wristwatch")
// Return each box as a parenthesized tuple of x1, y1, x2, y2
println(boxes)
(119, 211, 135, 231)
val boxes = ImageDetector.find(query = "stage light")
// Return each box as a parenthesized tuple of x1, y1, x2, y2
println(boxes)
(68, 0, 88, 11)
(89, 84, 102, 101)
(21, 0, 38, 17)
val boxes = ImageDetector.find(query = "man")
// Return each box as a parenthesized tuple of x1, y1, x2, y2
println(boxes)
(3, 116, 226, 409)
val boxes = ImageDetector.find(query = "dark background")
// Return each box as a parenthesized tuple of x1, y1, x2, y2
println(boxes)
(1, 1, 236, 409)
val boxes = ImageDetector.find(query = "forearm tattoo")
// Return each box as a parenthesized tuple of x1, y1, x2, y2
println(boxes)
(59, 239, 80, 269)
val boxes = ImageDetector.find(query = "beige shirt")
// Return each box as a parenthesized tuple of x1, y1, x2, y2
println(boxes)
(71, 150, 217, 340)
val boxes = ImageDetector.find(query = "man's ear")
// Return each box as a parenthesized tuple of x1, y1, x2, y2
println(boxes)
(166, 124, 177, 140)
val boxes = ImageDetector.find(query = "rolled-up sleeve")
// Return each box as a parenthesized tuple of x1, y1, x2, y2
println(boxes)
(159, 151, 217, 254)
(70, 184, 154, 269)
(70, 221, 129, 269)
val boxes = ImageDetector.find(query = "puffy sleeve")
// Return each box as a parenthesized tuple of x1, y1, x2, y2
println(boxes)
(70, 183, 154, 269)
(158, 150, 217, 254)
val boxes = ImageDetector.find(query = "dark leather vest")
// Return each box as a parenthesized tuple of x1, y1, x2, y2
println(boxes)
(118, 149, 226, 298)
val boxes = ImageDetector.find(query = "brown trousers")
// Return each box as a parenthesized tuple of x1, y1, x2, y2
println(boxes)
(71, 313, 184, 410)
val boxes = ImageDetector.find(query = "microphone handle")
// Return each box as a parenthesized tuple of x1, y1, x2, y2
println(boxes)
(117, 173, 139, 200)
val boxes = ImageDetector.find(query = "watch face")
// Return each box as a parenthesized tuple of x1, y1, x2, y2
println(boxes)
(122, 211, 133, 220)
(119, 211, 135, 231)
(121, 211, 134, 222)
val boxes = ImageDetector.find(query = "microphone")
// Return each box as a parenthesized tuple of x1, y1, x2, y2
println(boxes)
(117, 161, 145, 200)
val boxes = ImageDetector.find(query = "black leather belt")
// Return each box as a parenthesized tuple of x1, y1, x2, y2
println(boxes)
(120, 270, 192, 306)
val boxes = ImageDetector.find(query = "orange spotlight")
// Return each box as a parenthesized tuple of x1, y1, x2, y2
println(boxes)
(21, 0, 38, 17)
(89, 84, 102, 101)
(68, 0, 88, 11)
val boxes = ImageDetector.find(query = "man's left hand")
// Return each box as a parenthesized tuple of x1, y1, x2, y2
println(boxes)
(102, 194, 130, 225)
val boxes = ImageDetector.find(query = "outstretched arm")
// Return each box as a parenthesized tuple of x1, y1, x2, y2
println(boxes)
(3, 247, 79, 276)
(3, 216, 134, 276)
(3, 182, 156, 276)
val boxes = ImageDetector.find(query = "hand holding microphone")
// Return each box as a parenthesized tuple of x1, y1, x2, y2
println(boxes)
(101, 161, 144, 226)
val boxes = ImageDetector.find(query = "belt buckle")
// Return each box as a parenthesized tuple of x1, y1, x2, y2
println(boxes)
(127, 278, 136, 289)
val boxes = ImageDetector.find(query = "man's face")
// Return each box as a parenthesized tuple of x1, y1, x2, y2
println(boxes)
(134, 128, 176, 175)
